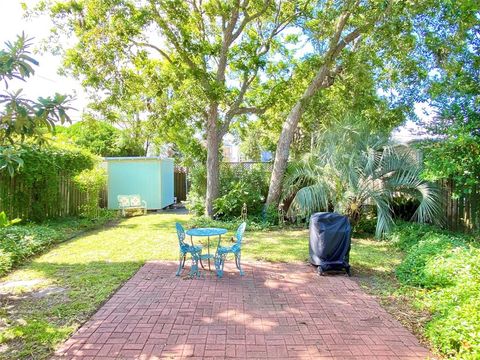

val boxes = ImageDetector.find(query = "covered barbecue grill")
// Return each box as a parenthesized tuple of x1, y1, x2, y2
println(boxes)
(309, 212, 351, 276)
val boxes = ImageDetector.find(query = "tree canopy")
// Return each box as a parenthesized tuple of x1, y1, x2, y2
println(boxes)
(55, 118, 146, 157)
(36, 0, 480, 215)
(40, 0, 309, 214)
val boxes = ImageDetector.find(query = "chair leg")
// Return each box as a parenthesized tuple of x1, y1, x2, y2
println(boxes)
(176, 253, 185, 276)
(182, 255, 186, 269)
(221, 254, 226, 275)
(215, 253, 226, 278)
(190, 252, 200, 278)
(235, 252, 244, 276)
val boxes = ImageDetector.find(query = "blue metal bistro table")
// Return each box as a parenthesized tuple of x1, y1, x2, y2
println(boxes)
(185, 227, 227, 272)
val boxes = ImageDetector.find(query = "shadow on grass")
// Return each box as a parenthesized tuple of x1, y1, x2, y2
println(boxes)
(0, 260, 144, 360)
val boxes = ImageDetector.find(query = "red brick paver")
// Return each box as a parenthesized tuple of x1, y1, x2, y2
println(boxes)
(54, 261, 432, 359)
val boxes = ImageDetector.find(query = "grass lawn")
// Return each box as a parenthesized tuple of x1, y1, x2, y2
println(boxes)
(0, 213, 406, 359)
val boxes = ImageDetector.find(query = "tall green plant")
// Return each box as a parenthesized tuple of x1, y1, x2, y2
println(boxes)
(0, 33, 72, 146)
(74, 167, 107, 219)
(0, 33, 73, 176)
(0, 211, 21, 227)
(283, 119, 442, 238)
(0, 144, 97, 222)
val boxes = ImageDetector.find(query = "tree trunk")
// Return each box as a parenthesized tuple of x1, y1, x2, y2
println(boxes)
(205, 104, 220, 217)
(265, 102, 305, 207)
(266, 64, 333, 207)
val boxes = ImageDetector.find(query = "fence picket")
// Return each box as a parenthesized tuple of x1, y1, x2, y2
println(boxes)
(0, 173, 94, 221)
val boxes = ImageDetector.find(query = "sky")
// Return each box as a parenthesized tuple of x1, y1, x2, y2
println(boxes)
(0, 0, 430, 141)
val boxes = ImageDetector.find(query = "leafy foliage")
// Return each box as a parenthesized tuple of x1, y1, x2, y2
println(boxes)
(387, 223, 480, 358)
(0, 33, 72, 146)
(0, 144, 97, 222)
(214, 166, 269, 219)
(73, 167, 107, 219)
(421, 133, 480, 199)
(283, 118, 442, 237)
(56, 119, 145, 157)
(0, 146, 24, 177)
(414, 1, 480, 197)
(0, 211, 21, 227)
(186, 164, 269, 220)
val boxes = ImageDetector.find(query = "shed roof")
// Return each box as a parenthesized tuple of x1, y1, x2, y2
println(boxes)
(103, 157, 173, 162)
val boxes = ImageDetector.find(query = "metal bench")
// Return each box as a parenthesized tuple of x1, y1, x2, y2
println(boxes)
(117, 194, 147, 216)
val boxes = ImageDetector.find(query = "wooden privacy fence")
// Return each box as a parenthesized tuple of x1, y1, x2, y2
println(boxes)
(440, 179, 480, 233)
(174, 167, 188, 202)
(0, 173, 94, 221)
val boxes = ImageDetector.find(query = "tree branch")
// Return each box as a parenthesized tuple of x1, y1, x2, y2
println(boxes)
(149, 1, 211, 91)
(230, 106, 265, 116)
(231, 0, 270, 42)
(131, 40, 173, 64)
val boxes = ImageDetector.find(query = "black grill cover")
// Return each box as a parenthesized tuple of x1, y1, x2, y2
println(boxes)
(309, 212, 351, 274)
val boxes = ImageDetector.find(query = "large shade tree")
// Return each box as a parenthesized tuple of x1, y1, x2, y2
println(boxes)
(419, 3, 480, 196)
(40, 0, 307, 216)
(265, 0, 480, 207)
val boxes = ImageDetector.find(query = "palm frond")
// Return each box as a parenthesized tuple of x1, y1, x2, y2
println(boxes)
(288, 183, 330, 218)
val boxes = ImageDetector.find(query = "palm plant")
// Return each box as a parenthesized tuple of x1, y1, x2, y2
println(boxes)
(282, 121, 442, 238)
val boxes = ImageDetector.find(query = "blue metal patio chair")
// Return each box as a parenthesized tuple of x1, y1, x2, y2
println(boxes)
(214, 222, 246, 278)
(175, 222, 202, 277)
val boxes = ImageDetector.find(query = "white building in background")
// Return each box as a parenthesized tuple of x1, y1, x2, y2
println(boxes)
(223, 134, 240, 162)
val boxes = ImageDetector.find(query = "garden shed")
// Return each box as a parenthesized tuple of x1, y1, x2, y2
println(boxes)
(105, 157, 174, 210)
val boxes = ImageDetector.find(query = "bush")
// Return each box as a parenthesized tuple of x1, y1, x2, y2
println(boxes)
(74, 167, 107, 219)
(186, 163, 270, 220)
(185, 165, 207, 216)
(0, 225, 60, 275)
(387, 223, 480, 358)
(187, 215, 275, 232)
(0, 144, 98, 222)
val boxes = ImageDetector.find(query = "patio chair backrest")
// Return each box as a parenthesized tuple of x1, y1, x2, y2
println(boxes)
(130, 195, 142, 207)
(118, 195, 130, 207)
(235, 222, 247, 246)
(175, 222, 187, 247)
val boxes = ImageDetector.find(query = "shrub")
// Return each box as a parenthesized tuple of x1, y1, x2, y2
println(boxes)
(388, 223, 480, 358)
(186, 163, 270, 220)
(185, 192, 205, 217)
(0, 225, 59, 275)
(185, 165, 207, 216)
(0, 249, 13, 274)
(0, 144, 98, 222)
(187, 215, 274, 232)
(0, 211, 21, 227)
(74, 167, 107, 219)
(56, 120, 145, 157)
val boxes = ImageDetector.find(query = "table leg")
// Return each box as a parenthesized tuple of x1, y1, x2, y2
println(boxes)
(207, 236, 211, 271)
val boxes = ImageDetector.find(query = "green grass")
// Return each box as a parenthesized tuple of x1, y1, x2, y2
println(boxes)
(0, 213, 409, 359)
(0, 213, 183, 359)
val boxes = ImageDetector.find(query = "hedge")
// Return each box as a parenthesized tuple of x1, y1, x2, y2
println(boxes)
(387, 223, 480, 358)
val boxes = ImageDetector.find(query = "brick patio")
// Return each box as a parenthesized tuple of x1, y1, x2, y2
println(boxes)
(54, 261, 431, 359)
